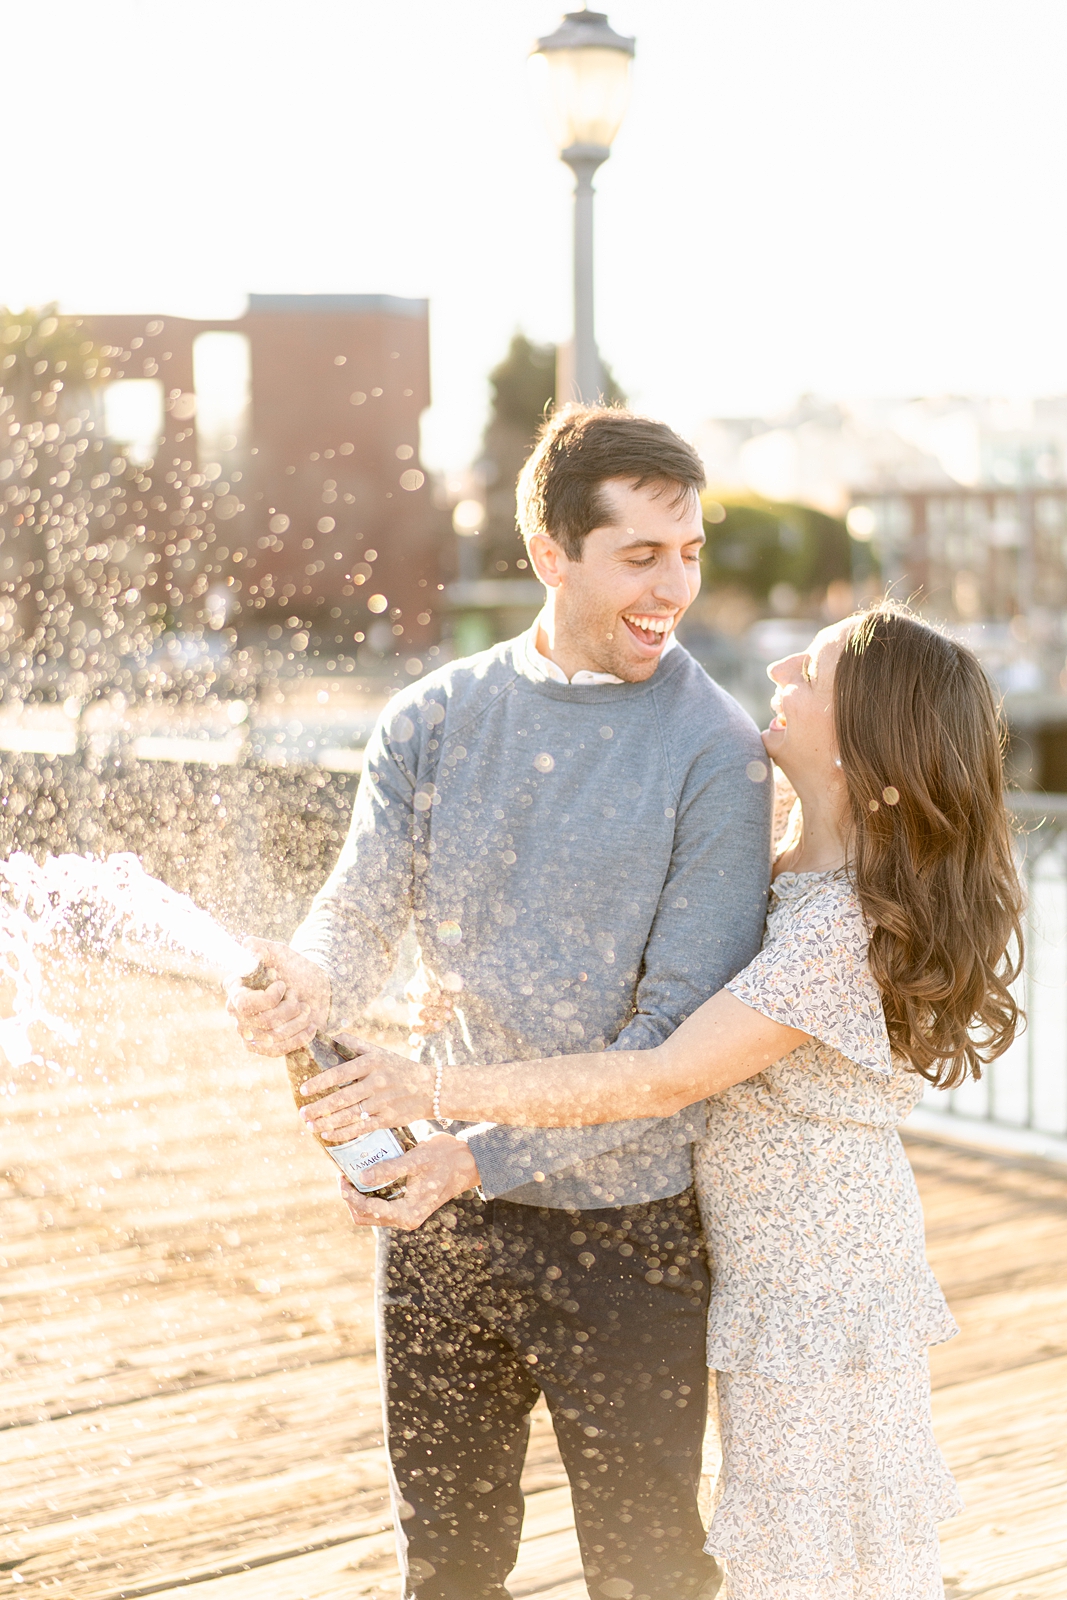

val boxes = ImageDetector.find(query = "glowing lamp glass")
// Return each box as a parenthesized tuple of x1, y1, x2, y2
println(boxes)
(532, 44, 632, 153)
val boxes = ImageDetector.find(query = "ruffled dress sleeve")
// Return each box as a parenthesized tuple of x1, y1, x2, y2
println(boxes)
(725, 873, 892, 1076)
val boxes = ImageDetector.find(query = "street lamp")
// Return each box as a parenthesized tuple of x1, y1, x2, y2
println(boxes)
(532, 10, 635, 402)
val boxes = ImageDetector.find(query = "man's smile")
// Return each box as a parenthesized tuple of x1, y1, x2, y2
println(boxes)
(621, 612, 677, 649)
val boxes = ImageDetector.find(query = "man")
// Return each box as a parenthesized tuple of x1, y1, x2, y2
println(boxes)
(232, 406, 771, 1600)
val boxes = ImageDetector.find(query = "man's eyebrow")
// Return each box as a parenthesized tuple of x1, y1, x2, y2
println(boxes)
(615, 531, 706, 550)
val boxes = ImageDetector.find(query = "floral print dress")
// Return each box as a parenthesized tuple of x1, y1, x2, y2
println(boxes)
(696, 869, 962, 1600)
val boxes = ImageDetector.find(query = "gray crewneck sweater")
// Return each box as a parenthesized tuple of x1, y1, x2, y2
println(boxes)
(292, 626, 771, 1209)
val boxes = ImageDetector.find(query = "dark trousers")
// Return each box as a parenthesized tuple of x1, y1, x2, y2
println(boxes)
(376, 1188, 716, 1600)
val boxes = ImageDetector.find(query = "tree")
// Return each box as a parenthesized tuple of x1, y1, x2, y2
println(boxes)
(476, 333, 625, 572)
(701, 493, 858, 609)
(475, 335, 557, 573)
(0, 306, 121, 684)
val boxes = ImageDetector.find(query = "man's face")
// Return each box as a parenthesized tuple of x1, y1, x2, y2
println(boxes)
(530, 478, 705, 682)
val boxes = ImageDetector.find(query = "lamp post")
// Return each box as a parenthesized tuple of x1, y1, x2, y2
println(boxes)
(532, 10, 635, 402)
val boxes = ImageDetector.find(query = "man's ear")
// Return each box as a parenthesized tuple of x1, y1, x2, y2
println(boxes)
(527, 533, 568, 589)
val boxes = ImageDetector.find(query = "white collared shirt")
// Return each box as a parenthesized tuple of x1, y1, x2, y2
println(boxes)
(523, 624, 676, 686)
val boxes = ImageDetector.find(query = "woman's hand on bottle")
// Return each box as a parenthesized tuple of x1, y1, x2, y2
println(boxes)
(298, 1036, 435, 1142)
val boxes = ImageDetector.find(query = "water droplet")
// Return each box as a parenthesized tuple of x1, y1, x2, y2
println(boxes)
(599, 726, 613, 740)
(746, 759, 768, 782)
(882, 786, 900, 805)
(534, 752, 555, 772)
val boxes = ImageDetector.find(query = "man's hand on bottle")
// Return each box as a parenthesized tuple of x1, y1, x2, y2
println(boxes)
(226, 937, 331, 1056)
(338, 1135, 481, 1230)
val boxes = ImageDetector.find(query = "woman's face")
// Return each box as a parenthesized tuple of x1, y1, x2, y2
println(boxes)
(761, 620, 850, 788)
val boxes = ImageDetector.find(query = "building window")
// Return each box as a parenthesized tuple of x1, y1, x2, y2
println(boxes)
(102, 379, 164, 464)
(193, 331, 251, 463)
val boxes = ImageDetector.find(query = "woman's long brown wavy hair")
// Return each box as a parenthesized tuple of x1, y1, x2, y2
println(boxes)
(834, 604, 1024, 1088)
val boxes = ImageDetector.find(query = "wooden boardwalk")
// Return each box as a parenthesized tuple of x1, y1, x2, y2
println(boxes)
(2, 964, 1066, 1599)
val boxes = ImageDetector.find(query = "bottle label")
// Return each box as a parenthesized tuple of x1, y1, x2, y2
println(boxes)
(327, 1128, 407, 1193)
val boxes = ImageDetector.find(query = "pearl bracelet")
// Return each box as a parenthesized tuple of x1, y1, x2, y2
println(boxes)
(433, 1059, 452, 1127)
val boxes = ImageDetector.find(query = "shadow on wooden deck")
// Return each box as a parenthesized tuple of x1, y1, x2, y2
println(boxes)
(1, 967, 1065, 1599)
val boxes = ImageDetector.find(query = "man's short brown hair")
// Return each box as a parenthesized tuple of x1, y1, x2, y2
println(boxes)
(516, 403, 706, 561)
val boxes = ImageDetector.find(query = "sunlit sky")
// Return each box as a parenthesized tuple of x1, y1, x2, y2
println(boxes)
(7, 1, 1067, 471)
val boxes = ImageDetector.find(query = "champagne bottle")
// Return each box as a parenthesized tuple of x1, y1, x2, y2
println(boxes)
(244, 963, 416, 1200)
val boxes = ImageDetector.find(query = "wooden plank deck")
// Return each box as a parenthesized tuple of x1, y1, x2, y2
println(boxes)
(2, 964, 1066, 1599)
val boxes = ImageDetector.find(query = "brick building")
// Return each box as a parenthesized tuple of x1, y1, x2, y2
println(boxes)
(83, 294, 441, 652)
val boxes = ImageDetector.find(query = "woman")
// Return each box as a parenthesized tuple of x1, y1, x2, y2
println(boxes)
(304, 604, 1023, 1599)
